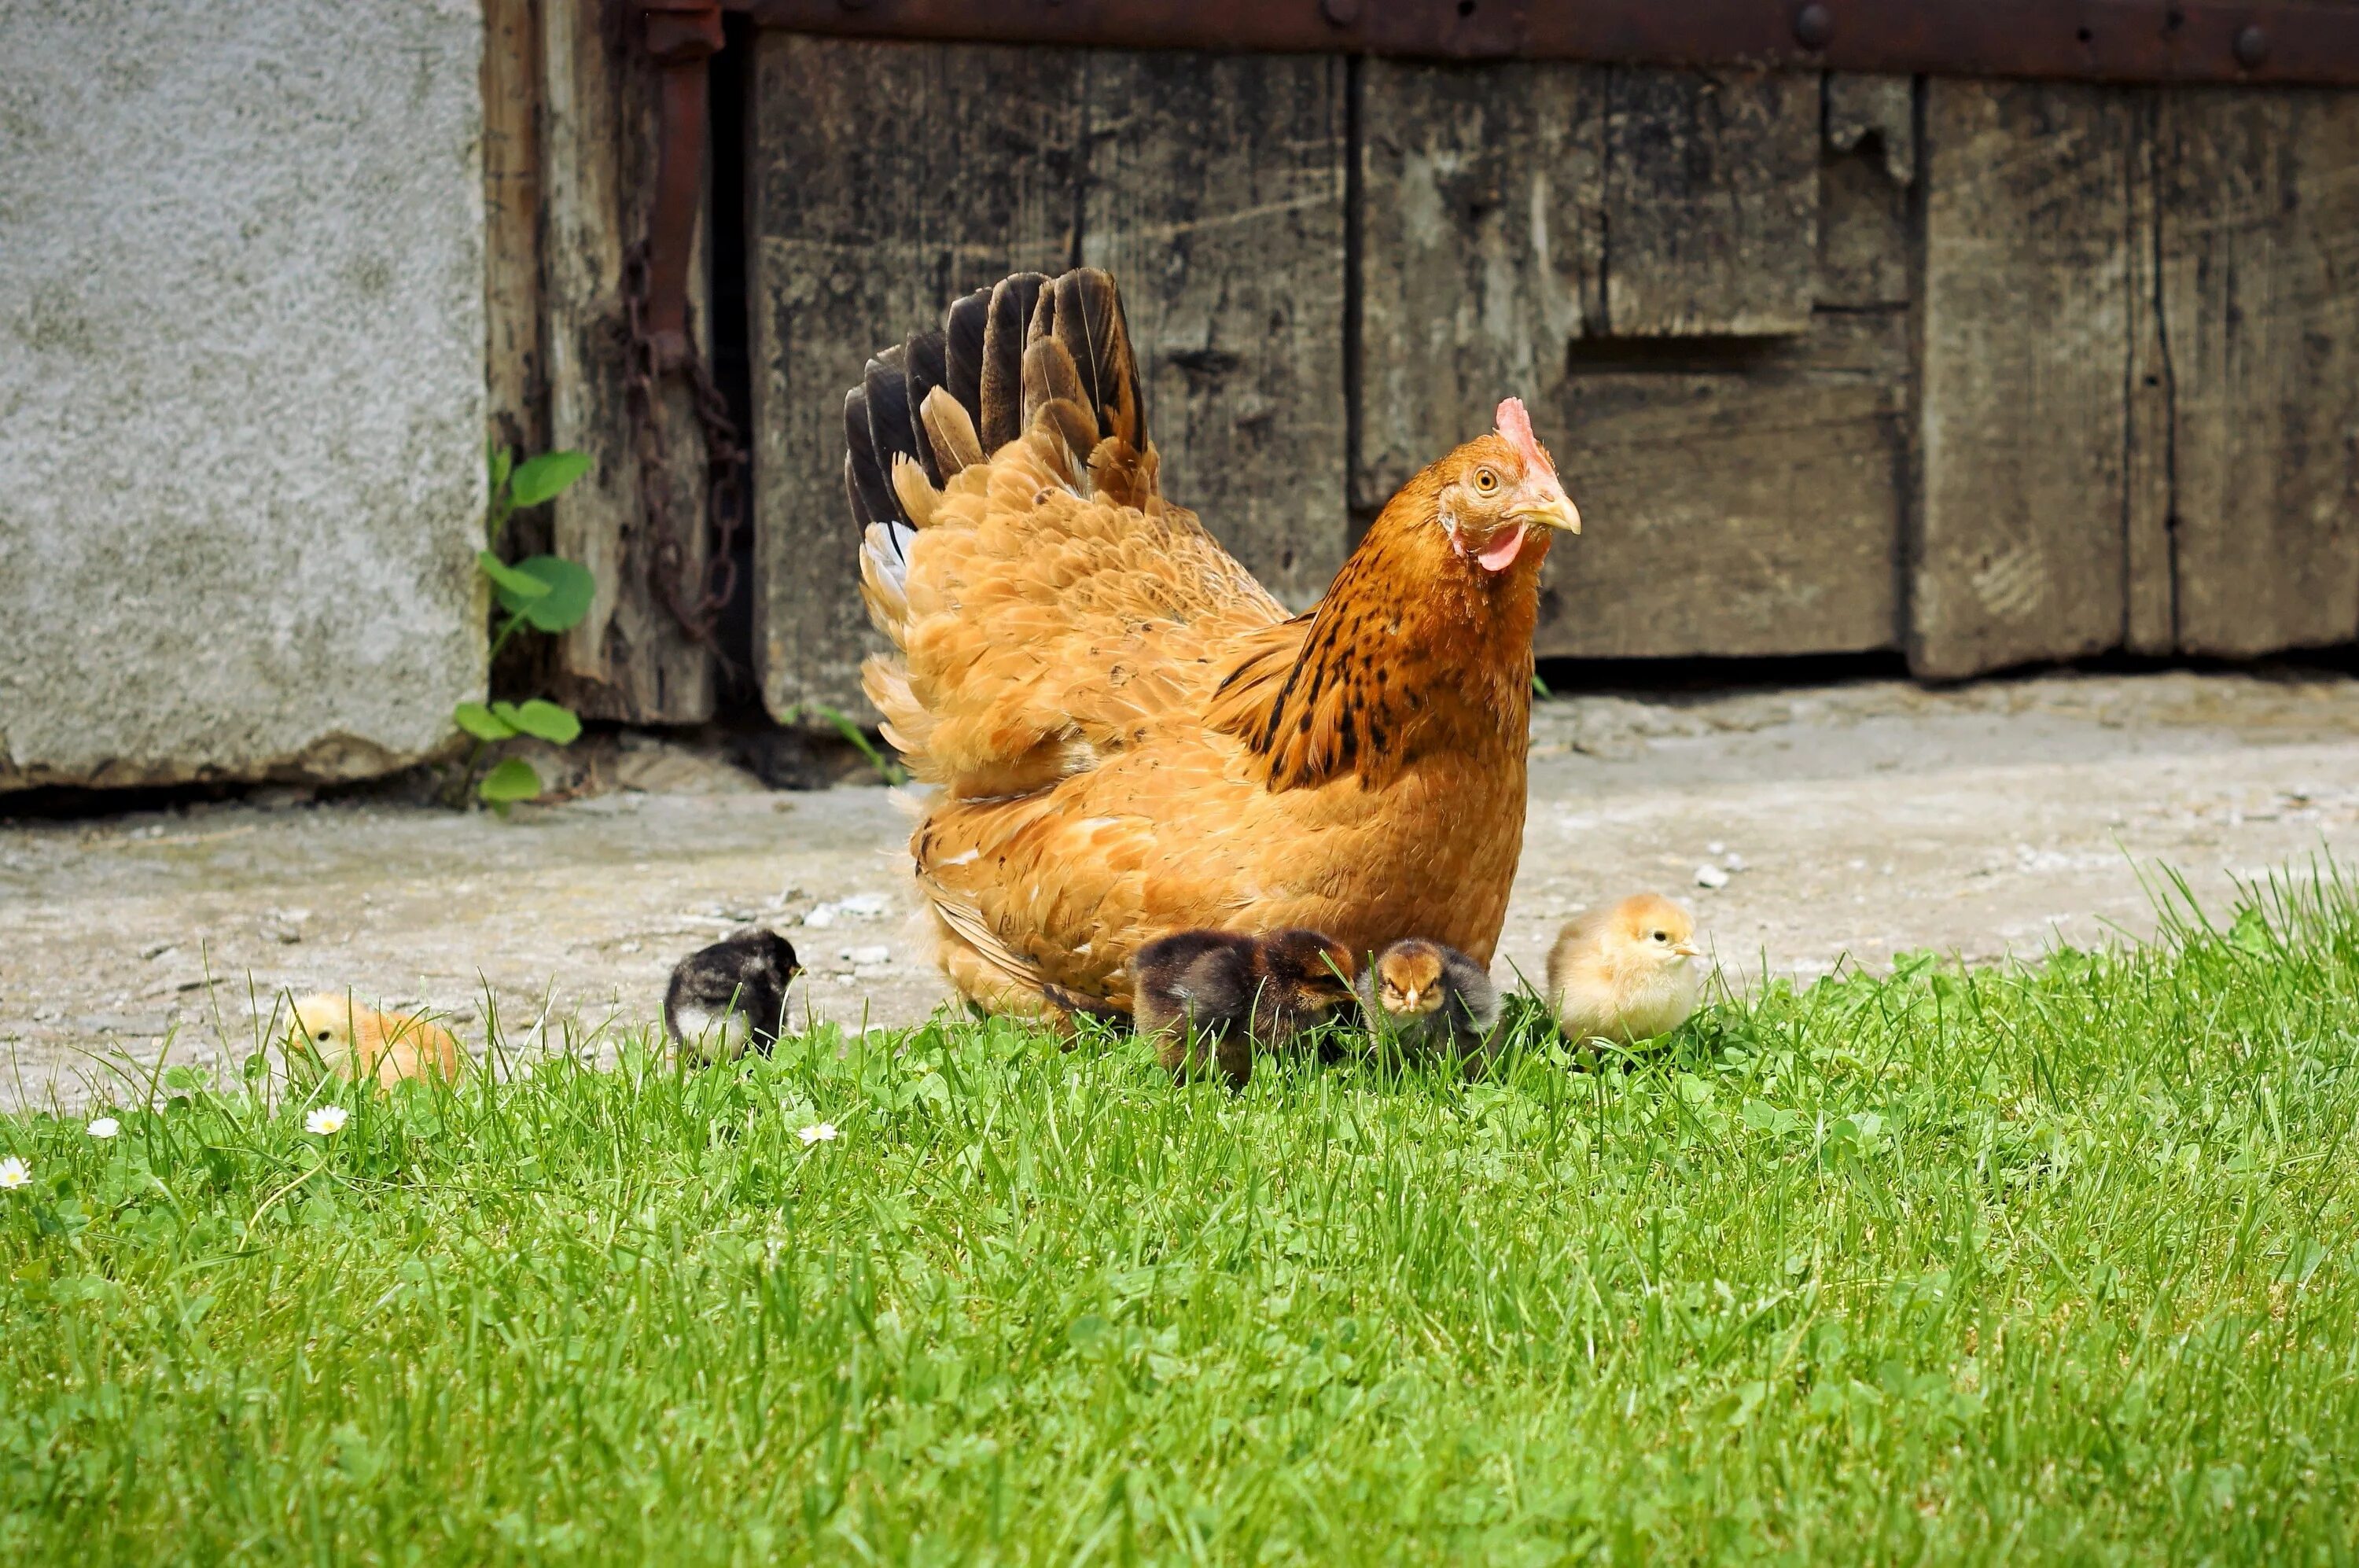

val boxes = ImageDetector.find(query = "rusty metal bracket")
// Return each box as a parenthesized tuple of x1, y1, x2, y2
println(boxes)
(639, 0, 724, 371)
(628, 0, 747, 651)
(732, 0, 2359, 86)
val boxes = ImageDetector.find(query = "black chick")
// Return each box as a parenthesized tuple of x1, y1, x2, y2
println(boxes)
(664, 930, 800, 1064)
(1129, 927, 1358, 1088)
(1356, 937, 1502, 1073)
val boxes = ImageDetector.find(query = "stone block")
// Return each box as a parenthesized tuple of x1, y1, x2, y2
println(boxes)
(0, 0, 487, 789)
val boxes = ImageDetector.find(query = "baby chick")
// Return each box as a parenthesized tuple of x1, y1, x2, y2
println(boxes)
(288, 994, 466, 1088)
(1356, 937, 1501, 1070)
(1545, 893, 1706, 1047)
(1130, 927, 1358, 1088)
(664, 930, 801, 1064)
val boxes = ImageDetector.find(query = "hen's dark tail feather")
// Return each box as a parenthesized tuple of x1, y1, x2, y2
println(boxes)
(1043, 981, 1133, 1033)
(1033, 270, 1143, 450)
(980, 273, 1047, 453)
(942, 287, 989, 432)
(845, 268, 1144, 572)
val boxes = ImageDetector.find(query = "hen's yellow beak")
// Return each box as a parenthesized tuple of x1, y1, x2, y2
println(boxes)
(1514, 494, 1581, 536)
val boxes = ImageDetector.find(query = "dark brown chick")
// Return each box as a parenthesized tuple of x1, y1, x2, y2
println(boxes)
(1130, 927, 1358, 1088)
(1356, 937, 1502, 1071)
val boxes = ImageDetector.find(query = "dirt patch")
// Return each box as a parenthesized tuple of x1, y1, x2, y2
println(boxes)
(5, 668, 2356, 1106)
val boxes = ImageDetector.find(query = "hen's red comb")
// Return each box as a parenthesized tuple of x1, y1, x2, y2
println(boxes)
(1494, 397, 1556, 477)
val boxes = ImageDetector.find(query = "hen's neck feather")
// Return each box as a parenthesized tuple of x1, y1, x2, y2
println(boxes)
(1210, 474, 1546, 793)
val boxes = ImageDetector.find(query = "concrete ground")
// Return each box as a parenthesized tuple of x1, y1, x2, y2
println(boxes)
(5, 668, 2357, 1106)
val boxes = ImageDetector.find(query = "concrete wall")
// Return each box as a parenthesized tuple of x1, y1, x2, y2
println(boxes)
(0, 0, 487, 790)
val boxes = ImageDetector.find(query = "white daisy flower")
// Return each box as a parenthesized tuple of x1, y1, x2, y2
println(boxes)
(0, 1157, 29, 1191)
(797, 1122, 839, 1146)
(305, 1106, 350, 1137)
(86, 1117, 121, 1139)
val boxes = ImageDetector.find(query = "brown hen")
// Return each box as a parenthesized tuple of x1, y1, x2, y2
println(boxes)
(846, 268, 1580, 1019)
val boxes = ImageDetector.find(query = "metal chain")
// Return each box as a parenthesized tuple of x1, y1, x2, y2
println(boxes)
(620, 239, 745, 653)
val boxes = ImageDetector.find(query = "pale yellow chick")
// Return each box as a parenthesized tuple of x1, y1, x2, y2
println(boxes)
(288, 994, 466, 1089)
(1544, 894, 1706, 1047)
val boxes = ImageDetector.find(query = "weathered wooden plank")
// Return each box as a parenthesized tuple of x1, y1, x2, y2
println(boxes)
(751, 35, 1084, 719)
(1603, 68, 1818, 337)
(1080, 52, 1348, 609)
(2160, 86, 2359, 657)
(1355, 59, 1604, 510)
(481, 0, 544, 458)
(1818, 73, 1913, 311)
(481, 0, 552, 701)
(540, 0, 714, 722)
(1536, 314, 1904, 657)
(2122, 94, 2177, 654)
(1825, 74, 1915, 187)
(1912, 80, 2143, 679)
(1360, 61, 1897, 656)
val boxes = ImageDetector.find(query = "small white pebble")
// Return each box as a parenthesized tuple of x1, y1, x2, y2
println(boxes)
(847, 944, 892, 966)
(1707, 841, 1725, 855)
(1722, 852, 1746, 871)
(1694, 864, 1731, 890)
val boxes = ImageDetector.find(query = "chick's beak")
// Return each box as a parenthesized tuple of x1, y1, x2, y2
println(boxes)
(1672, 942, 1702, 959)
(1513, 489, 1581, 536)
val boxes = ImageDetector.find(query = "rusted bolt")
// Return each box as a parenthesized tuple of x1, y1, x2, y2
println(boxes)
(1321, 0, 1362, 26)
(1794, 3, 1834, 50)
(2233, 24, 2269, 68)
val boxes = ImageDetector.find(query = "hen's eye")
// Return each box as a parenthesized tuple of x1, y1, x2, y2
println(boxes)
(1474, 466, 1500, 495)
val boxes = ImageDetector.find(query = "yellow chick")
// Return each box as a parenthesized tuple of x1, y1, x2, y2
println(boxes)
(1544, 894, 1706, 1047)
(288, 994, 466, 1089)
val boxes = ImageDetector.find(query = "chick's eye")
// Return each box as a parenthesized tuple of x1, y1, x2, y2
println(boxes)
(1474, 466, 1500, 495)
(1653, 931, 1668, 942)
(316, 1029, 332, 1041)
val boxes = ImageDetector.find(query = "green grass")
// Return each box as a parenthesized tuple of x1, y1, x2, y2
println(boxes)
(7, 871, 2359, 1564)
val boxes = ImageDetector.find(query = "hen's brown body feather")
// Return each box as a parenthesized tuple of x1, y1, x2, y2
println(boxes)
(850, 269, 1563, 1018)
